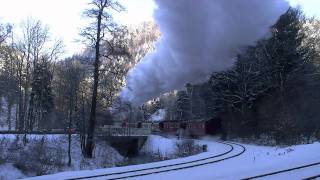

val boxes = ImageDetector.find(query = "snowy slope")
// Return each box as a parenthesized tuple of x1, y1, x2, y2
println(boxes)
(23, 136, 230, 180)
(0, 134, 123, 179)
(23, 137, 320, 180)
(0, 164, 26, 179)
(142, 135, 178, 155)
(126, 141, 320, 180)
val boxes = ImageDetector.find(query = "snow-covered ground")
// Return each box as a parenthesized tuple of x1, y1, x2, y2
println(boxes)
(23, 135, 228, 180)
(0, 134, 203, 179)
(0, 163, 25, 180)
(22, 136, 320, 180)
(126, 139, 320, 180)
(0, 134, 123, 179)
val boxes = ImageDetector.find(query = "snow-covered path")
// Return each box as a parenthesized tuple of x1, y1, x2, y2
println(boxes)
(24, 137, 320, 180)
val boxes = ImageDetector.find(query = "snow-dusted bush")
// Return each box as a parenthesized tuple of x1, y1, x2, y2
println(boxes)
(0, 134, 124, 178)
(6, 137, 23, 163)
(79, 140, 123, 170)
(137, 135, 177, 163)
(0, 135, 206, 178)
(0, 137, 10, 164)
(14, 137, 65, 175)
(174, 139, 202, 158)
(0, 135, 66, 175)
(94, 140, 123, 168)
(118, 136, 204, 166)
(0, 164, 25, 180)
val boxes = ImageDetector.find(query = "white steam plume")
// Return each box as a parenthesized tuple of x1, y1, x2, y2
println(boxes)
(121, 0, 289, 105)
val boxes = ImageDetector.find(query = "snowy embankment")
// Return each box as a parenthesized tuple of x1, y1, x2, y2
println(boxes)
(127, 140, 320, 180)
(0, 163, 25, 180)
(0, 134, 204, 179)
(0, 134, 123, 179)
(23, 136, 230, 180)
(22, 136, 320, 180)
(141, 134, 207, 157)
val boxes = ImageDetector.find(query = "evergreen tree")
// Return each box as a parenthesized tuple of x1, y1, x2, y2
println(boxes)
(176, 90, 191, 121)
(264, 8, 309, 93)
(205, 8, 320, 142)
(29, 58, 53, 130)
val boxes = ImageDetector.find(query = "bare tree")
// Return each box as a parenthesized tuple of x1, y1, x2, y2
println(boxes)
(0, 23, 12, 46)
(0, 45, 19, 130)
(15, 18, 63, 136)
(81, 0, 127, 158)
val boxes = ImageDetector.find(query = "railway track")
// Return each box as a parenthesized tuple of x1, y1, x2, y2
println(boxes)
(303, 174, 320, 180)
(67, 141, 246, 180)
(243, 161, 320, 180)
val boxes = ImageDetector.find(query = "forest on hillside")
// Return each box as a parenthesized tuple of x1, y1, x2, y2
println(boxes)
(0, 6, 320, 153)
(143, 8, 320, 145)
(2, 0, 320, 178)
(0, 0, 161, 159)
(0, 17, 160, 127)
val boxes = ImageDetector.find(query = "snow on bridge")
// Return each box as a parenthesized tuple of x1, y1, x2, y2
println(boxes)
(95, 126, 151, 137)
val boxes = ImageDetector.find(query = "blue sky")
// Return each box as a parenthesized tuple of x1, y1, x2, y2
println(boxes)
(0, 0, 318, 57)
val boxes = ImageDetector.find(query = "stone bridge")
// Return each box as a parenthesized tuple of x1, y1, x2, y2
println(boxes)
(0, 126, 152, 157)
(96, 126, 151, 157)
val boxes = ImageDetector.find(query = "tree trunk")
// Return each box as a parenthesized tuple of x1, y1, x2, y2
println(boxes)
(15, 104, 19, 131)
(84, 11, 102, 158)
(24, 53, 31, 131)
(28, 93, 34, 131)
(80, 91, 86, 155)
(18, 61, 24, 132)
(7, 102, 12, 131)
(68, 109, 72, 166)
(68, 90, 73, 166)
(0, 97, 2, 123)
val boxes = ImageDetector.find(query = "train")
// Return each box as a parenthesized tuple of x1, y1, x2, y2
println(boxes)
(97, 117, 222, 137)
(158, 118, 222, 137)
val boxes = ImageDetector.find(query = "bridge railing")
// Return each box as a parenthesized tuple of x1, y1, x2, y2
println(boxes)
(96, 126, 151, 136)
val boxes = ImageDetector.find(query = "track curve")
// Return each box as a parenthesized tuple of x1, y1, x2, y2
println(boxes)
(69, 141, 246, 180)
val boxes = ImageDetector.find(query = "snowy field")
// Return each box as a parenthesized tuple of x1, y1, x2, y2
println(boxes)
(0, 134, 203, 179)
(21, 136, 320, 180)
(0, 134, 123, 179)
(123, 140, 320, 180)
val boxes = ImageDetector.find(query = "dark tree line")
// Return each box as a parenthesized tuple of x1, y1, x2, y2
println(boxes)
(0, 19, 61, 132)
(150, 8, 320, 145)
(194, 8, 320, 144)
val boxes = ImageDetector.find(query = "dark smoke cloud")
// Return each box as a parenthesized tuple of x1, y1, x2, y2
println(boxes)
(121, 0, 289, 105)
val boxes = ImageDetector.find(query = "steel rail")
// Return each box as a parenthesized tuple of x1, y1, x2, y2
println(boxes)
(303, 174, 320, 180)
(243, 162, 320, 180)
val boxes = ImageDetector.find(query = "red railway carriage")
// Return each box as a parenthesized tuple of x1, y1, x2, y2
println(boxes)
(184, 121, 206, 137)
(159, 120, 180, 133)
(159, 118, 221, 137)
